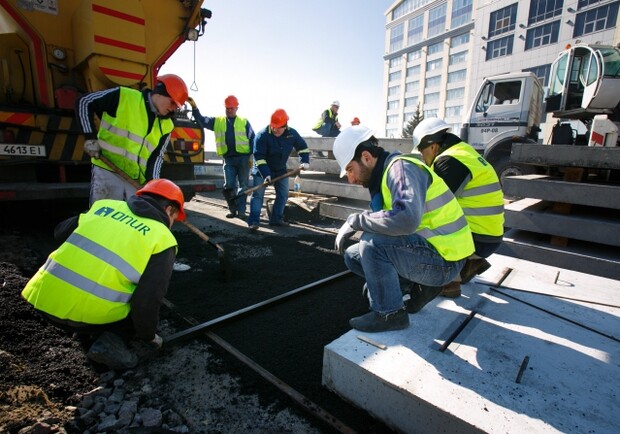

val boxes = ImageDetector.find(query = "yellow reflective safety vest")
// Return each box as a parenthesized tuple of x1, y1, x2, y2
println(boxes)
(22, 200, 177, 325)
(381, 155, 474, 261)
(214, 116, 251, 156)
(93, 87, 174, 184)
(312, 108, 338, 131)
(434, 142, 504, 238)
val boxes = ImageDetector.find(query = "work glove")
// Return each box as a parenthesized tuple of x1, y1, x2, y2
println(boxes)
(263, 175, 272, 185)
(335, 216, 357, 254)
(150, 334, 163, 349)
(84, 139, 101, 158)
(300, 163, 310, 171)
(186, 96, 197, 109)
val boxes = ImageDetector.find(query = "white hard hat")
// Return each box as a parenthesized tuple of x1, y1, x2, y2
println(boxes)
(412, 118, 450, 150)
(333, 126, 374, 177)
(331, 100, 340, 107)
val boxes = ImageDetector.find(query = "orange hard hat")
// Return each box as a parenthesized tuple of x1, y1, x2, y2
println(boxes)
(224, 95, 239, 108)
(351, 117, 361, 125)
(136, 178, 186, 221)
(156, 74, 188, 109)
(270, 109, 289, 129)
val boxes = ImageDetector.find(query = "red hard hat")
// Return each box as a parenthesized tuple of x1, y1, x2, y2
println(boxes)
(156, 74, 188, 109)
(136, 178, 186, 221)
(351, 117, 360, 125)
(270, 109, 289, 129)
(224, 95, 239, 108)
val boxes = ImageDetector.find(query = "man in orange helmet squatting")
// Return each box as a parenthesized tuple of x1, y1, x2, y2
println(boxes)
(77, 74, 189, 206)
(22, 179, 186, 370)
(247, 109, 310, 232)
(187, 94, 255, 219)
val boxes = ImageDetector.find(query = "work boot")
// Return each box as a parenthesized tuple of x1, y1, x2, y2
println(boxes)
(405, 284, 443, 313)
(226, 211, 237, 219)
(87, 332, 138, 371)
(440, 281, 461, 298)
(269, 220, 290, 227)
(237, 212, 247, 220)
(349, 309, 409, 333)
(248, 224, 259, 233)
(460, 258, 491, 284)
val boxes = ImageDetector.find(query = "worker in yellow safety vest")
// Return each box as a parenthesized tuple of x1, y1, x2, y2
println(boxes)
(332, 126, 474, 333)
(413, 118, 505, 298)
(22, 179, 186, 370)
(313, 100, 341, 137)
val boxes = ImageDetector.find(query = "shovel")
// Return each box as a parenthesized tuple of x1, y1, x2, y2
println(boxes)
(222, 168, 300, 210)
(97, 154, 232, 280)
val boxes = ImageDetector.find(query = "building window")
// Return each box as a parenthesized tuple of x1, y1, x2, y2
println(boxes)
(574, 2, 619, 37)
(523, 64, 551, 86)
(451, 0, 473, 28)
(408, 15, 424, 46)
(428, 42, 444, 55)
(389, 57, 403, 69)
(387, 100, 400, 110)
(392, 0, 433, 20)
(427, 58, 443, 71)
(528, 0, 563, 25)
(406, 81, 420, 93)
(445, 106, 463, 117)
(387, 115, 398, 124)
(448, 69, 467, 83)
(425, 92, 440, 103)
(390, 23, 404, 52)
(451, 32, 470, 47)
(408, 50, 422, 62)
(489, 4, 518, 38)
(406, 65, 421, 78)
(425, 76, 442, 87)
(578, 0, 606, 8)
(449, 51, 468, 65)
(428, 3, 447, 38)
(525, 21, 560, 50)
(388, 85, 401, 97)
(405, 97, 419, 107)
(386, 128, 398, 138)
(389, 71, 402, 82)
(447, 87, 465, 100)
(424, 109, 439, 118)
(486, 35, 514, 60)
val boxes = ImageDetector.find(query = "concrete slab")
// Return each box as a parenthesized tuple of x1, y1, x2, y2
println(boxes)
(322, 254, 620, 434)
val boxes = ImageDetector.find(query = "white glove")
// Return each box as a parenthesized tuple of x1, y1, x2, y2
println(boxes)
(300, 163, 310, 170)
(84, 139, 101, 158)
(335, 220, 356, 254)
(150, 334, 163, 349)
(263, 175, 272, 185)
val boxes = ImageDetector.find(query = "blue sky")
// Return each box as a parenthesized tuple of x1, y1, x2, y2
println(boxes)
(159, 1, 393, 148)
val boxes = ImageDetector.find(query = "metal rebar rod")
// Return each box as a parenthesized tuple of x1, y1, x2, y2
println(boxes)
(438, 311, 477, 352)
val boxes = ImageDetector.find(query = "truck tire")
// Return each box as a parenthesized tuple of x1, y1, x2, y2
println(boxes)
(493, 156, 535, 186)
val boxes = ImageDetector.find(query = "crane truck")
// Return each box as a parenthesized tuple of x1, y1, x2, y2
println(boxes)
(461, 43, 620, 182)
(0, 0, 212, 201)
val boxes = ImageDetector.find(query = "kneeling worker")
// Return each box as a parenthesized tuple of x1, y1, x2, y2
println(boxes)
(413, 118, 504, 297)
(333, 126, 474, 332)
(22, 179, 186, 370)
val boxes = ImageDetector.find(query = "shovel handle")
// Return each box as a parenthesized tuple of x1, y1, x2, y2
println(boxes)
(232, 168, 301, 200)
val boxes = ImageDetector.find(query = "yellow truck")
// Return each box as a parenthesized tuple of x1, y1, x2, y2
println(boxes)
(0, 0, 212, 200)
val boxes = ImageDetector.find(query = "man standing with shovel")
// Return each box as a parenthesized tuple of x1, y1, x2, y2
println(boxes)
(247, 109, 310, 232)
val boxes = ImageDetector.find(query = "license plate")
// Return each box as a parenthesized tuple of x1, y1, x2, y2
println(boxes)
(0, 144, 47, 157)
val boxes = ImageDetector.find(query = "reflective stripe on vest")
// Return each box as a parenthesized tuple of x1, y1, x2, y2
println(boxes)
(435, 142, 504, 237)
(21, 200, 177, 324)
(381, 155, 474, 261)
(93, 87, 174, 184)
(214, 117, 250, 156)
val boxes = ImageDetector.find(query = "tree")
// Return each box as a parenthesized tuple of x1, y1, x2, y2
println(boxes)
(401, 104, 424, 138)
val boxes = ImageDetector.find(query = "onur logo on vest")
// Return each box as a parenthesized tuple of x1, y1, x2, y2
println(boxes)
(94, 206, 151, 236)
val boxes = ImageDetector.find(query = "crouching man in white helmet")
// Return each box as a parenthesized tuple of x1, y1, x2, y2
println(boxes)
(332, 126, 474, 333)
(413, 118, 504, 298)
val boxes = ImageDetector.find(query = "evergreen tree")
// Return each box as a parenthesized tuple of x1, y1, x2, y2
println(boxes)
(401, 104, 424, 138)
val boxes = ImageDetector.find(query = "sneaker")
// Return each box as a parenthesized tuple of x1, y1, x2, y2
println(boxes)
(349, 309, 409, 333)
(87, 332, 138, 370)
(226, 212, 237, 219)
(269, 220, 290, 227)
(460, 258, 491, 284)
(405, 284, 442, 313)
(440, 281, 461, 298)
(173, 261, 191, 272)
(249, 224, 259, 233)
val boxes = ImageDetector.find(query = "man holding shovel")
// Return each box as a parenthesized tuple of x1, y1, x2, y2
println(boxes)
(247, 109, 310, 232)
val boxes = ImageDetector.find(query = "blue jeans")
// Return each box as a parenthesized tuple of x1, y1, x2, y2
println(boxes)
(344, 232, 465, 315)
(223, 155, 250, 214)
(248, 172, 289, 226)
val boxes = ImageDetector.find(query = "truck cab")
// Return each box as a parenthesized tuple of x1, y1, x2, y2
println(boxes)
(461, 72, 544, 182)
